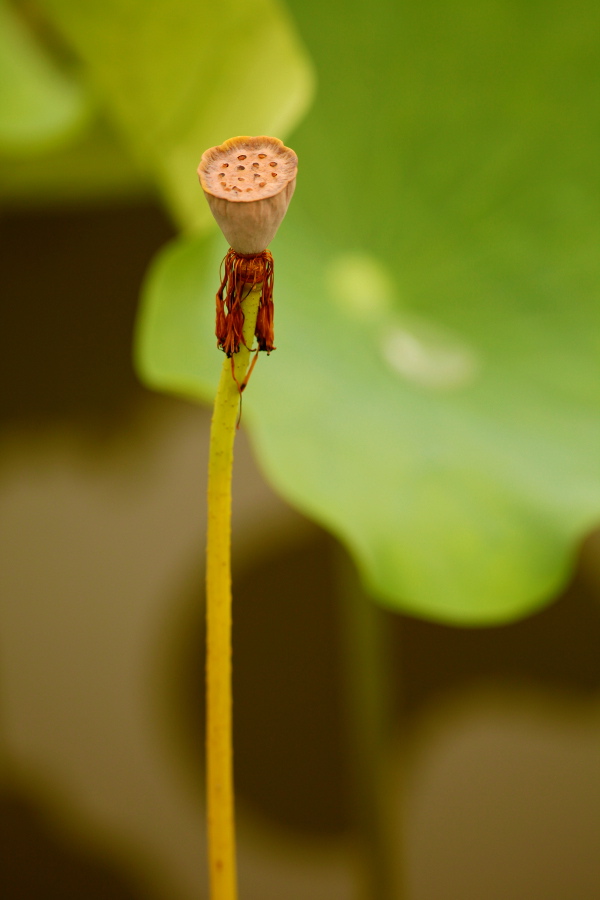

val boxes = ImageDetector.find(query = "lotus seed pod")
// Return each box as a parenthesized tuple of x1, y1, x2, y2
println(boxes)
(198, 135, 298, 255)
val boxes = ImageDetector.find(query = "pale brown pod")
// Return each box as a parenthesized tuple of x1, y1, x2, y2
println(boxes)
(198, 135, 298, 254)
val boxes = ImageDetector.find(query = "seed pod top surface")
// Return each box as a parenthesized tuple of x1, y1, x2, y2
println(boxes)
(198, 135, 297, 202)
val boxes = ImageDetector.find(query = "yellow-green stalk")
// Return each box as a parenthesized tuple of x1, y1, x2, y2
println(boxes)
(205, 284, 261, 900)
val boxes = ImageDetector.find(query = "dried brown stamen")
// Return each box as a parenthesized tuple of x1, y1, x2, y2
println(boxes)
(215, 249, 275, 358)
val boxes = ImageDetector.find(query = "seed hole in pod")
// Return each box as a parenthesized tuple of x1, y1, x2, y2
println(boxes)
(258, 153, 267, 159)
(222, 163, 229, 168)
(224, 186, 231, 191)
(246, 188, 252, 192)
(269, 161, 278, 167)
(237, 154, 247, 160)
(218, 173, 225, 178)
(259, 182, 266, 187)
(271, 172, 277, 177)
(237, 165, 245, 170)
(252, 162, 259, 168)
(238, 177, 244, 181)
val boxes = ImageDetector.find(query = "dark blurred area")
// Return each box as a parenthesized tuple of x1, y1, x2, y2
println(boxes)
(1, 202, 600, 899)
(0, 780, 145, 900)
(0, 204, 168, 431)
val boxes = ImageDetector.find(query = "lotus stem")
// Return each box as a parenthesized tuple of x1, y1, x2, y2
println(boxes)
(205, 283, 261, 900)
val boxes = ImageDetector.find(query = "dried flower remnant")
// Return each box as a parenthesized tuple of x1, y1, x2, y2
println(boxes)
(215, 250, 275, 358)
(198, 136, 297, 364)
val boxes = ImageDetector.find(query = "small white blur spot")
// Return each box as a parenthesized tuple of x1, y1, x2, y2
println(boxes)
(381, 318, 480, 390)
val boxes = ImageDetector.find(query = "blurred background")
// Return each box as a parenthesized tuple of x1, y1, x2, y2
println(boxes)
(2, 1, 600, 898)
(2, 200, 600, 899)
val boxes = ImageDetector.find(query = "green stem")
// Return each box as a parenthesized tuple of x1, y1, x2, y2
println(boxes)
(205, 285, 261, 900)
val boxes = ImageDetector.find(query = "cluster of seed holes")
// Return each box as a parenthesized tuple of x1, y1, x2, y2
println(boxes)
(214, 153, 281, 194)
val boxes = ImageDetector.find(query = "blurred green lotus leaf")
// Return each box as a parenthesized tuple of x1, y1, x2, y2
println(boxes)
(0, 0, 89, 153)
(40, 0, 314, 231)
(136, 0, 600, 624)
